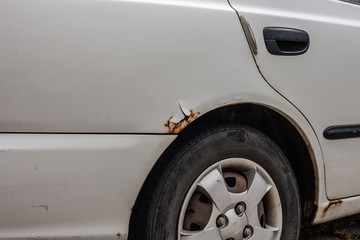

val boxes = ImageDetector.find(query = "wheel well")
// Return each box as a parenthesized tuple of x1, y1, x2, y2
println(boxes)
(180, 103, 317, 225)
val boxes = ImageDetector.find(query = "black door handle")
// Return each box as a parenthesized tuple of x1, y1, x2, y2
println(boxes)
(263, 27, 310, 56)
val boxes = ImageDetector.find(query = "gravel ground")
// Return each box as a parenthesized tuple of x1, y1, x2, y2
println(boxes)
(300, 214, 360, 240)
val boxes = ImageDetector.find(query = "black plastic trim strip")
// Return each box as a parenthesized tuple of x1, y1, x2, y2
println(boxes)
(324, 125, 360, 140)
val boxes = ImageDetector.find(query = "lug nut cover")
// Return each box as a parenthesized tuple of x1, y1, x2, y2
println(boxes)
(243, 225, 253, 238)
(216, 215, 227, 228)
(235, 202, 246, 216)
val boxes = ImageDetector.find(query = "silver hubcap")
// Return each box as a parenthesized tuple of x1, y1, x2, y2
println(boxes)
(178, 158, 282, 240)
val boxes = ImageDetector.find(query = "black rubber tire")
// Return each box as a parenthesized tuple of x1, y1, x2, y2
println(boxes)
(129, 124, 300, 240)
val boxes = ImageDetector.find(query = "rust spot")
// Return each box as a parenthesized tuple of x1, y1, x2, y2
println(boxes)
(321, 200, 343, 219)
(165, 109, 199, 133)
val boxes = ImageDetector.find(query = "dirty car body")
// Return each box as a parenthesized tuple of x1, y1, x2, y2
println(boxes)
(1, 0, 360, 239)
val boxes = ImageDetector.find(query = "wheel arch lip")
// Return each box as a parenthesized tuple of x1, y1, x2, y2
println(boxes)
(163, 95, 325, 224)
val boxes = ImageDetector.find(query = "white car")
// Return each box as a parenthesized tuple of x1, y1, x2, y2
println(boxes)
(1, 0, 360, 239)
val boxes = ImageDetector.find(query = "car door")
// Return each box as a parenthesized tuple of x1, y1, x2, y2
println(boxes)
(228, 0, 360, 199)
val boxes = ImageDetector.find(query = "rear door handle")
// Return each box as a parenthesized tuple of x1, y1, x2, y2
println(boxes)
(263, 27, 310, 56)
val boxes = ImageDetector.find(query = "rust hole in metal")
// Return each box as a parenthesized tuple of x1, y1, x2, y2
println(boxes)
(165, 109, 200, 133)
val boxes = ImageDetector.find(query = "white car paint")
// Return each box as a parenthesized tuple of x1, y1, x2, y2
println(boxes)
(228, 0, 360, 200)
(0, 0, 250, 133)
(0, 134, 175, 240)
(0, 0, 358, 238)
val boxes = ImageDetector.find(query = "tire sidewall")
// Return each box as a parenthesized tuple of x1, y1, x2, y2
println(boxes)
(151, 125, 300, 240)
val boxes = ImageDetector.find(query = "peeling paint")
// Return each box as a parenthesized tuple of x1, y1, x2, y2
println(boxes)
(165, 109, 199, 133)
(178, 100, 193, 117)
(165, 101, 200, 133)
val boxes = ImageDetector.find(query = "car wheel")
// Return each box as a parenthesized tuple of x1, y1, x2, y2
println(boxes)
(129, 124, 300, 240)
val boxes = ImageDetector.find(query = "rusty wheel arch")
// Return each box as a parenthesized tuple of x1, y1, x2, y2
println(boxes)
(176, 103, 318, 225)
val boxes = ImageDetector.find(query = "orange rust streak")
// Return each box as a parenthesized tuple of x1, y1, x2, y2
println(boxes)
(321, 200, 343, 219)
(165, 110, 200, 134)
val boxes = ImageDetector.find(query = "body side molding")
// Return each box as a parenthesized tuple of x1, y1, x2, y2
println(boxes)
(324, 125, 360, 140)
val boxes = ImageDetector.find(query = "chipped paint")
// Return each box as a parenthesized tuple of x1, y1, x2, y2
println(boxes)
(165, 109, 200, 133)
(165, 101, 200, 133)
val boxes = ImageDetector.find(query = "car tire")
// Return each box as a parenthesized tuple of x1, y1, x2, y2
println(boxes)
(129, 124, 300, 240)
